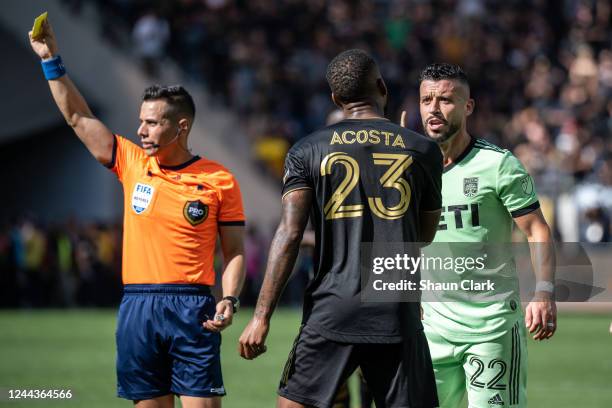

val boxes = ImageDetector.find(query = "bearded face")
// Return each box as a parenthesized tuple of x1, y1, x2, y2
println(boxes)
(419, 79, 472, 144)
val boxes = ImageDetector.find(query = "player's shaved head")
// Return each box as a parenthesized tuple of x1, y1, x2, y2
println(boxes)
(143, 85, 196, 123)
(326, 49, 382, 104)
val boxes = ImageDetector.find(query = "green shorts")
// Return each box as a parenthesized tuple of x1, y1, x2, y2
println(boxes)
(423, 321, 527, 408)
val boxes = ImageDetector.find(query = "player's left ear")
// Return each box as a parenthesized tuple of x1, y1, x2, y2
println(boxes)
(178, 118, 190, 135)
(331, 92, 343, 109)
(466, 98, 475, 116)
(377, 78, 388, 98)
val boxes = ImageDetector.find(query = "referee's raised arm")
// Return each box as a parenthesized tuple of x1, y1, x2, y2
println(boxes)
(28, 17, 114, 165)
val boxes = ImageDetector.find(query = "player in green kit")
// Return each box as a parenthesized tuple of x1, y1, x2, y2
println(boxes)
(402, 63, 557, 408)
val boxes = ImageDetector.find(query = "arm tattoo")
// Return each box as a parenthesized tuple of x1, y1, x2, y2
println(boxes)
(254, 189, 312, 320)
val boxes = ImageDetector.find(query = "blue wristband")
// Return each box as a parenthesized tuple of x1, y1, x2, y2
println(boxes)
(41, 55, 66, 80)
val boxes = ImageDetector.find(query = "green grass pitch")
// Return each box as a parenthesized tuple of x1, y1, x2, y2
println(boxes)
(0, 310, 610, 407)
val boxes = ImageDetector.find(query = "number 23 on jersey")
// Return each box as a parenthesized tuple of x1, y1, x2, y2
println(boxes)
(320, 152, 413, 220)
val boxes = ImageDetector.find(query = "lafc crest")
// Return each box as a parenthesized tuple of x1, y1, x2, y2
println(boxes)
(463, 177, 479, 197)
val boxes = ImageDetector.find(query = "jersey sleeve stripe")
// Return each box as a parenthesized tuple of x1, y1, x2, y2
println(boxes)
(510, 201, 540, 218)
(104, 134, 118, 169)
(282, 186, 313, 200)
(474, 139, 506, 154)
(218, 220, 246, 226)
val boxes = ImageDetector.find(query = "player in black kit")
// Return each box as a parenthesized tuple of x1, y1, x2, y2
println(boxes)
(239, 49, 442, 408)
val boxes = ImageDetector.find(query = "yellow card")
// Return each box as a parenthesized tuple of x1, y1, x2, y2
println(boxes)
(31, 12, 48, 40)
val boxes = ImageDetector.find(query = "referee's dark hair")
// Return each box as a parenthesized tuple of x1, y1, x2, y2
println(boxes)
(419, 63, 470, 89)
(143, 85, 196, 121)
(326, 49, 381, 104)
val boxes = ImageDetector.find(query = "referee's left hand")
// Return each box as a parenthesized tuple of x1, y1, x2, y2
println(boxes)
(203, 300, 234, 332)
(29, 18, 58, 60)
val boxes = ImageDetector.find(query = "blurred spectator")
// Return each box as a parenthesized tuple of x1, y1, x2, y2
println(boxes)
(253, 120, 292, 179)
(20, 219, 48, 307)
(132, 9, 170, 77)
(573, 151, 612, 242)
(242, 225, 266, 306)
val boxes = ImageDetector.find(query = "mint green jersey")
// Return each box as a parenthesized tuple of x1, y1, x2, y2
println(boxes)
(423, 137, 540, 342)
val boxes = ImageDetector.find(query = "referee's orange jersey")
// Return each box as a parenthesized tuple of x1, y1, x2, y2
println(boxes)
(106, 135, 245, 285)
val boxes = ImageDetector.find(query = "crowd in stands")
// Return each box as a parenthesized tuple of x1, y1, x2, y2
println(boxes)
(0, 217, 123, 307)
(64, 0, 610, 243)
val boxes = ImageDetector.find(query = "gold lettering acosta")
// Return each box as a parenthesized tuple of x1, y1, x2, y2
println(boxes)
(330, 129, 405, 148)
(392, 135, 406, 148)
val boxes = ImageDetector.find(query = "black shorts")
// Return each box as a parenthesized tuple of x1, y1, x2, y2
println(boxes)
(278, 324, 438, 408)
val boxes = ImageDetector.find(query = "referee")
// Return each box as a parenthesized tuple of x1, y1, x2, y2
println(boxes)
(239, 49, 442, 408)
(29, 18, 245, 408)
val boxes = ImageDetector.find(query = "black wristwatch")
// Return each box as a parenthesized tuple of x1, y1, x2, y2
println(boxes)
(222, 296, 240, 313)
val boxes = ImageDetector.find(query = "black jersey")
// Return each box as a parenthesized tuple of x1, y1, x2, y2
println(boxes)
(282, 118, 442, 342)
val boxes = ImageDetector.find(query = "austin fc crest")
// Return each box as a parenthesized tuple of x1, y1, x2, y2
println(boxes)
(463, 177, 479, 197)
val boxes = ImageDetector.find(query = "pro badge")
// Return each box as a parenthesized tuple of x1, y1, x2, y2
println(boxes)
(183, 200, 208, 226)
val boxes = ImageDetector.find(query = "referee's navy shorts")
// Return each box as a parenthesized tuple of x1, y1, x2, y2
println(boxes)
(116, 284, 225, 401)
